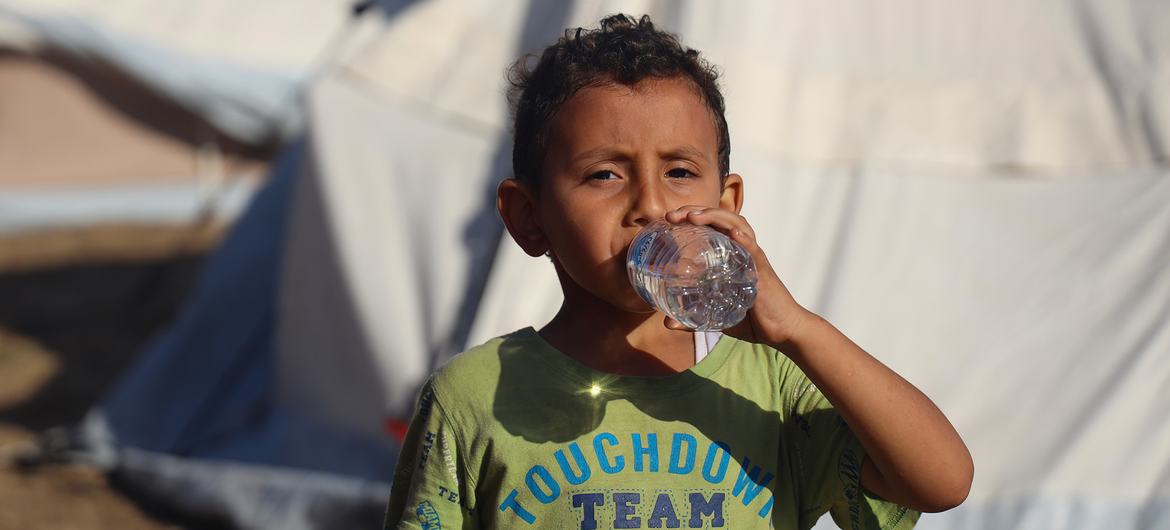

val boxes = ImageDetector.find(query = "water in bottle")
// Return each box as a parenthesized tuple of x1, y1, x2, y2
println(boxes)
(626, 219, 758, 331)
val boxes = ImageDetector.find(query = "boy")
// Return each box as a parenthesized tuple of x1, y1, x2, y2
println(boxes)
(385, 14, 972, 529)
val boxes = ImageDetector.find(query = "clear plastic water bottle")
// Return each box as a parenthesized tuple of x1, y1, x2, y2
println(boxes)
(626, 219, 758, 331)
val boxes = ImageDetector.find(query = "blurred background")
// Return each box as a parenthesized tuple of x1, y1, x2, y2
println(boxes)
(0, 1, 1167, 529)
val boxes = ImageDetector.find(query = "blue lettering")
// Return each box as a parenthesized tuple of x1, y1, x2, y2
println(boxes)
(648, 493, 680, 528)
(701, 441, 732, 484)
(732, 457, 775, 506)
(525, 465, 561, 504)
(668, 433, 697, 475)
(572, 493, 604, 530)
(498, 489, 536, 524)
(688, 492, 725, 527)
(613, 492, 642, 528)
(758, 494, 775, 518)
(555, 442, 592, 485)
(593, 432, 625, 474)
(632, 433, 659, 472)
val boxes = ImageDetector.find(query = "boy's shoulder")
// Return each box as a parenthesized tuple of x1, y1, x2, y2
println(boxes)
(428, 327, 544, 405)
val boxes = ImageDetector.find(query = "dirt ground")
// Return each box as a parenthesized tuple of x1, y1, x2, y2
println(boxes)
(0, 224, 229, 530)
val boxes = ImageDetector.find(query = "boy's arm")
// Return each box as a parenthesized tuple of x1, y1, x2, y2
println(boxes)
(778, 311, 974, 512)
(664, 206, 974, 513)
(385, 379, 477, 529)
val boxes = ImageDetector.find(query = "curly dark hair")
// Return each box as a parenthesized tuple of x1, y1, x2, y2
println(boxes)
(507, 14, 731, 195)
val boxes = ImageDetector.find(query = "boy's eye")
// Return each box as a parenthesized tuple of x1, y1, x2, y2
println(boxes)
(667, 167, 697, 179)
(589, 170, 618, 180)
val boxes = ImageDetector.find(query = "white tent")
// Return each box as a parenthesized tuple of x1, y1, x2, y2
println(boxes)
(16, 0, 1169, 529)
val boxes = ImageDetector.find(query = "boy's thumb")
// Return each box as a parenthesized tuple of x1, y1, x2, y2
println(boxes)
(664, 316, 687, 330)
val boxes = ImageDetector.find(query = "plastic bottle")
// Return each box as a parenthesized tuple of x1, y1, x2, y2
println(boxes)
(626, 219, 758, 331)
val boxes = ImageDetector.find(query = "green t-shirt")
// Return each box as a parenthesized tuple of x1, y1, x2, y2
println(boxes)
(385, 328, 917, 530)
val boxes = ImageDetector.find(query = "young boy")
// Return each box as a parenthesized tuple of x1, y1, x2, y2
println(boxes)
(385, 14, 972, 530)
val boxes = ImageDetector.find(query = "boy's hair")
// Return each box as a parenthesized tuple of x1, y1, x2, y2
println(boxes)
(507, 14, 731, 195)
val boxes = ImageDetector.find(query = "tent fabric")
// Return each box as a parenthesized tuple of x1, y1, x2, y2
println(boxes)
(0, 5, 301, 231)
(275, 0, 580, 429)
(76, 1, 577, 528)
(66, 1, 1170, 529)
(274, 74, 505, 434)
(0, 179, 258, 235)
(0, 0, 355, 72)
(0, 1, 354, 144)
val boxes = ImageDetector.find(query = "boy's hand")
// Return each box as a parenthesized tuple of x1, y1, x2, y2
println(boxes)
(662, 206, 815, 349)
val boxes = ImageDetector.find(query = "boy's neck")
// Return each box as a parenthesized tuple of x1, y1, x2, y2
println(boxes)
(538, 301, 696, 377)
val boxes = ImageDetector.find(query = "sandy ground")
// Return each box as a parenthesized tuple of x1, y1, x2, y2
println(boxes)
(0, 224, 229, 530)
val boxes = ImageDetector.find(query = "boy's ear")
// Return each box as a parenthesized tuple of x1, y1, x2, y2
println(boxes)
(719, 173, 744, 214)
(497, 178, 549, 257)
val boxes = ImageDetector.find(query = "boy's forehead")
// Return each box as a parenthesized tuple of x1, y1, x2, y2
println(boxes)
(546, 77, 719, 160)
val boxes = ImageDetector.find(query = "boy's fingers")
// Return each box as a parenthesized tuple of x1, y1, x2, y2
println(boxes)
(665, 206, 706, 223)
(678, 208, 758, 242)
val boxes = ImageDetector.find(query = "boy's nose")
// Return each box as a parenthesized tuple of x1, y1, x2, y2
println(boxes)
(625, 180, 668, 227)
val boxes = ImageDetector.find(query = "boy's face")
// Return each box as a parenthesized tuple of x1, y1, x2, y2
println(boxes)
(506, 76, 743, 314)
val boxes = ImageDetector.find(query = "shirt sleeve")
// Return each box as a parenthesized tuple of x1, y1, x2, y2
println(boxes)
(784, 372, 920, 530)
(384, 378, 477, 530)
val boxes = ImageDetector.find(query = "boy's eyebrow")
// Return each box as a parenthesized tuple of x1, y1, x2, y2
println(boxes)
(570, 146, 710, 165)
(571, 147, 630, 166)
(660, 146, 709, 162)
